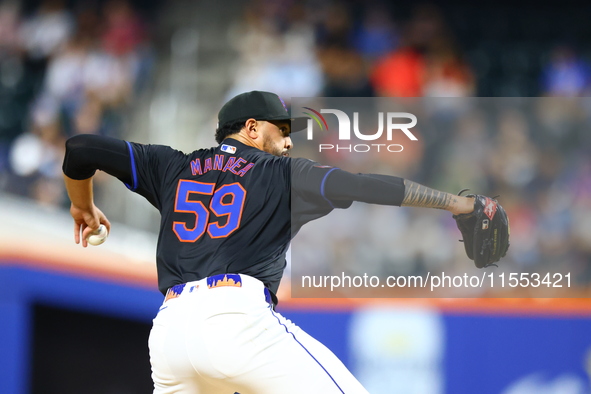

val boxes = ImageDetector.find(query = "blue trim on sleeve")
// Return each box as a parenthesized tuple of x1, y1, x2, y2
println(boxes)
(320, 168, 338, 209)
(124, 141, 138, 191)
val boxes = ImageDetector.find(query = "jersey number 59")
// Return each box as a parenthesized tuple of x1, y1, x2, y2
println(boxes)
(172, 180, 246, 242)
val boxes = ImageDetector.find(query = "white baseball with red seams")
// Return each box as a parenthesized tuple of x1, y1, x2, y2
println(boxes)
(86, 224, 108, 246)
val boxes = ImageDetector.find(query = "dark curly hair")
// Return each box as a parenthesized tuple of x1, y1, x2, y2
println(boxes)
(215, 119, 249, 144)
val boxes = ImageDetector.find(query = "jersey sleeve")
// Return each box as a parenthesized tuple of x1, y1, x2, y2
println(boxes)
(290, 158, 407, 207)
(63, 134, 133, 183)
(63, 134, 186, 210)
(290, 158, 353, 209)
(324, 171, 406, 206)
(127, 142, 187, 210)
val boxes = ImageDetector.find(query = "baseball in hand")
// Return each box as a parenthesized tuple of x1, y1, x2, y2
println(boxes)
(87, 224, 108, 246)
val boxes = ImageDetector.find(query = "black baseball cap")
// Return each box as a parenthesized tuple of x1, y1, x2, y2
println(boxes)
(218, 91, 307, 132)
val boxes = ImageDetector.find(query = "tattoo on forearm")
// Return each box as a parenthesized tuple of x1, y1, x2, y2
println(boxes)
(401, 180, 456, 210)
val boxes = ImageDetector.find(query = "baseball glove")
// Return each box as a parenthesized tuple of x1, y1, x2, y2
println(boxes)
(453, 190, 510, 268)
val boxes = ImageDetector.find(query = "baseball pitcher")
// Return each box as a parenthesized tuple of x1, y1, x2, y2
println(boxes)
(62, 91, 509, 393)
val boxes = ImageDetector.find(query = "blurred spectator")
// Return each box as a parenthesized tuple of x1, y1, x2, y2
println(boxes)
(102, 0, 146, 57)
(352, 5, 398, 61)
(423, 36, 474, 97)
(18, 0, 74, 61)
(0, 1, 23, 179)
(43, 36, 91, 123)
(315, 3, 353, 49)
(314, 4, 374, 96)
(371, 4, 474, 98)
(438, 110, 490, 191)
(488, 109, 538, 189)
(541, 45, 591, 96)
(7, 96, 65, 207)
(371, 45, 424, 97)
(74, 96, 104, 135)
(370, 4, 448, 97)
(43, 35, 129, 136)
(227, 0, 323, 102)
(0, 1, 20, 53)
(102, 0, 152, 93)
(318, 45, 374, 97)
(371, 5, 445, 97)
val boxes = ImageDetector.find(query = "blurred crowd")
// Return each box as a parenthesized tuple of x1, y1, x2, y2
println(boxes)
(227, 1, 475, 100)
(227, 0, 591, 101)
(0, 0, 152, 207)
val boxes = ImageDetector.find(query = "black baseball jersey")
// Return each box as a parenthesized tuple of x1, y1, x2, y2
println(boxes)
(125, 138, 353, 295)
(63, 135, 406, 298)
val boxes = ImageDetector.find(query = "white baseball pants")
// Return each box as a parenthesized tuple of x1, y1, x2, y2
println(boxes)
(148, 274, 368, 393)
